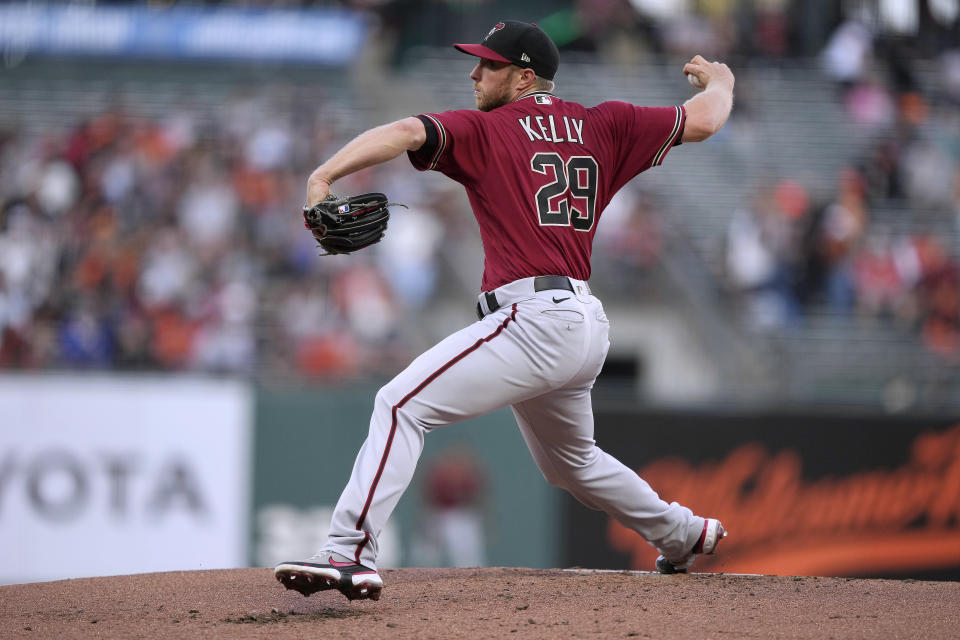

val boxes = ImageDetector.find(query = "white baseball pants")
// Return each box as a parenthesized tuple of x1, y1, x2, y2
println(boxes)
(324, 276, 705, 569)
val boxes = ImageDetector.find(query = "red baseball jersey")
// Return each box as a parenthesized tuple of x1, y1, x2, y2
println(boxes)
(408, 92, 685, 290)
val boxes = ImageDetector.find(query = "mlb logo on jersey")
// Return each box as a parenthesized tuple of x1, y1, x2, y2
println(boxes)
(338, 204, 350, 214)
(535, 95, 552, 105)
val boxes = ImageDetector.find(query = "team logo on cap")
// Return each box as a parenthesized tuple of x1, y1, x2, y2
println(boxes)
(485, 22, 505, 40)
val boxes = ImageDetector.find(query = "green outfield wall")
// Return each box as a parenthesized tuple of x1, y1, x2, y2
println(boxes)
(251, 384, 559, 569)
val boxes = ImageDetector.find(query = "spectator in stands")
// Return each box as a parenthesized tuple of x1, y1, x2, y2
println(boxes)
(822, 18, 873, 92)
(942, 49, 960, 107)
(376, 203, 444, 309)
(113, 309, 153, 370)
(843, 69, 897, 128)
(725, 180, 806, 329)
(0, 271, 30, 368)
(330, 261, 404, 374)
(911, 235, 960, 360)
(861, 139, 905, 201)
(852, 230, 912, 323)
(278, 281, 357, 378)
(954, 167, 960, 233)
(900, 138, 957, 210)
(595, 187, 664, 273)
(57, 294, 114, 368)
(812, 168, 870, 314)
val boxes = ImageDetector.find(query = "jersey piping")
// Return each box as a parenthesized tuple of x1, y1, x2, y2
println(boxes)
(416, 114, 447, 171)
(652, 106, 685, 167)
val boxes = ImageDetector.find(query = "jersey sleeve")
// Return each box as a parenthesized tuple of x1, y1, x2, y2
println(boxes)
(406, 110, 488, 185)
(589, 101, 686, 183)
(408, 115, 442, 171)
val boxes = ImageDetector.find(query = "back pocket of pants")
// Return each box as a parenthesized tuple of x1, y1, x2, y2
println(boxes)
(540, 309, 585, 322)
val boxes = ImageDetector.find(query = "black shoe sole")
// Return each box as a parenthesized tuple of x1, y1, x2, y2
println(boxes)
(275, 566, 382, 601)
(655, 556, 688, 574)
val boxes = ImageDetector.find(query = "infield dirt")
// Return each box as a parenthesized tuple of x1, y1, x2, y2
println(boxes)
(2, 567, 958, 639)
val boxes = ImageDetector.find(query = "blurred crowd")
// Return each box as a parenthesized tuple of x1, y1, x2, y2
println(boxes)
(369, 0, 958, 66)
(0, 89, 466, 378)
(1, 2, 959, 377)
(723, 14, 960, 360)
(0, 90, 664, 378)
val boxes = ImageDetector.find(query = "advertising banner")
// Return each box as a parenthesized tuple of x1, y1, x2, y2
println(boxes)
(0, 4, 366, 63)
(0, 375, 252, 585)
(563, 411, 960, 579)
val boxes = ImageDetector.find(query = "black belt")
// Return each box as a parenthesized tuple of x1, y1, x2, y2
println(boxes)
(476, 275, 576, 320)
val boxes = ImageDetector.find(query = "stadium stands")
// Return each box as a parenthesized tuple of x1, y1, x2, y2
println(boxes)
(0, 44, 957, 410)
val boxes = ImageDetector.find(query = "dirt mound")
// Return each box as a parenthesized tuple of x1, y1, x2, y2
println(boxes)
(2, 567, 958, 639)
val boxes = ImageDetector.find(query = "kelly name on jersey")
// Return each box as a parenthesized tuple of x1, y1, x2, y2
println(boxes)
(517, 114, 585, 145)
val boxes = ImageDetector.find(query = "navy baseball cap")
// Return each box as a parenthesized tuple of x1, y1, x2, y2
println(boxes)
(455, 20, 560, 81)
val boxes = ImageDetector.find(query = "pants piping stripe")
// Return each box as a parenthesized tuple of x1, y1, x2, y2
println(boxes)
(353, 304, 519, 557)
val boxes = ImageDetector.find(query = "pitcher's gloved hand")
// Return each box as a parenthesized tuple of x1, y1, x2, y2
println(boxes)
(303, 192, 401, 255)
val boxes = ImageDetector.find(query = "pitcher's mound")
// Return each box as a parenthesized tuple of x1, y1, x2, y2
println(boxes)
(2, 567, 957, 639)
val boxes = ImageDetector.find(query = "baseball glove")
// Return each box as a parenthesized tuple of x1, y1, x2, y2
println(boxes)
(303, 192, 401, 256)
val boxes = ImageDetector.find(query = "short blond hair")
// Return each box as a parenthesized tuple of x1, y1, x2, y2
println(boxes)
(533, 76, 555, 92)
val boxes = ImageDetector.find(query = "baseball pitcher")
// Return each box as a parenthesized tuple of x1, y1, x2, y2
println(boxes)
(277, 20, 735, 601)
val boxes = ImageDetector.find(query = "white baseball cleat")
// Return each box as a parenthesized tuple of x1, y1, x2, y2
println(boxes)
(275, 551, 383, 601)
(656, 518, 727, 574)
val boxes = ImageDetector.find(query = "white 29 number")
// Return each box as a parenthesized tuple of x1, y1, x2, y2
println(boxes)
(530, 152, 598, 232)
